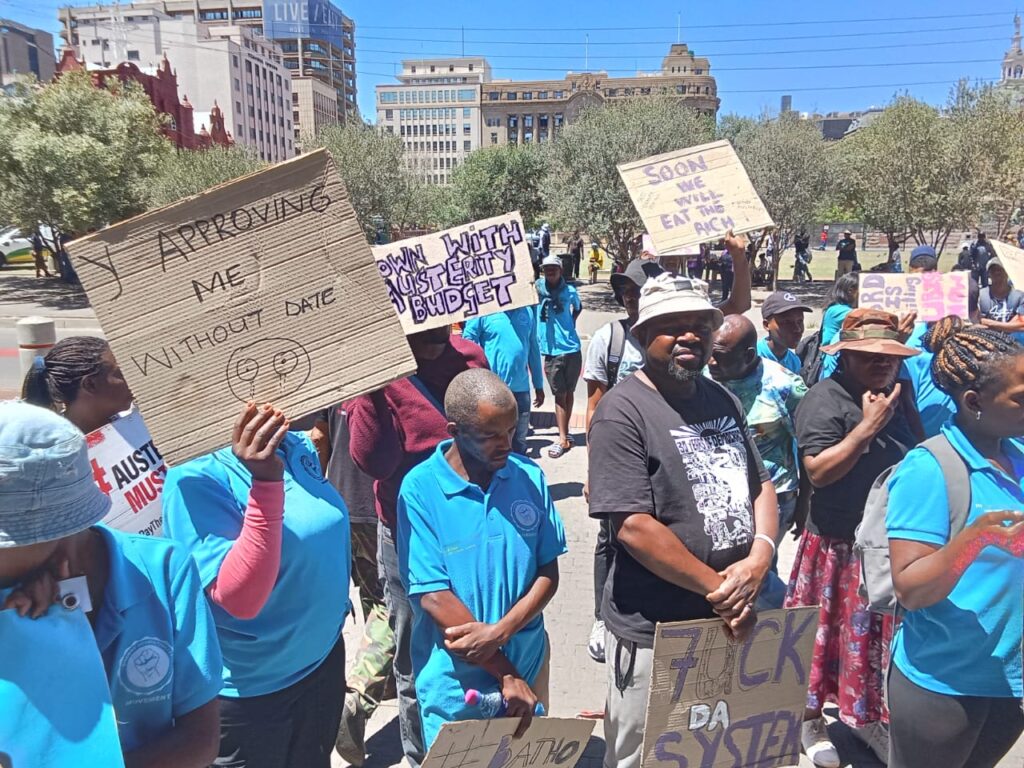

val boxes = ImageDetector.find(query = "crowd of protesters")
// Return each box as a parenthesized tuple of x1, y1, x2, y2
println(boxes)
(3, 225, 1024, 768)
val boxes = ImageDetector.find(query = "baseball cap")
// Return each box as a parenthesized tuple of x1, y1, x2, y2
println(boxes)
(632, 273, 724, 337)
(0, 400, 111, 548)
(909, 245, 938, 271)
(761, 291, 813, 320)
(540, 255, 563, 269)
(610, 259, 665, 305)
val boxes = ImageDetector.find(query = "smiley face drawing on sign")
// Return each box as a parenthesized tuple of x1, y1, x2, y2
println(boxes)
(226, 338, 312, 402)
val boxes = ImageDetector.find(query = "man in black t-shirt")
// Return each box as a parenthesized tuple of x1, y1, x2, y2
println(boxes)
(588, 272, 778, 768)
(835, 228, 858, 277)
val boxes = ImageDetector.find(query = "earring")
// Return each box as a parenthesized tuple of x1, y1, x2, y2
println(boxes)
(975, 409, 982, 421)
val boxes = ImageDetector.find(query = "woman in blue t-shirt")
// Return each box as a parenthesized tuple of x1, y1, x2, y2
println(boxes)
(887, 317, 1024, 768)
(163, 402, 351, 768)
(818, 273, 859, 381)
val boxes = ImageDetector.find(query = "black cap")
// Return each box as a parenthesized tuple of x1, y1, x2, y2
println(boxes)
(761, 290, 813, 320)
(610, 259, 665, 306)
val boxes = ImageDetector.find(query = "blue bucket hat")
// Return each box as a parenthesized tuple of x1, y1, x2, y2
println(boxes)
(0, 400, 110, 548)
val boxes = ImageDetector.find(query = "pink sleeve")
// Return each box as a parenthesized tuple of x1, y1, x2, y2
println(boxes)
(207, 480, 285, 620)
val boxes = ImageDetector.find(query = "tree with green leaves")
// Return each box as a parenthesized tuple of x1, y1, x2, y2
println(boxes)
(307, 122, 425, 242)
(440, 142, 548, 229)
(0, 71, 172, 249)
(544, 96, 715, 262)
(836, 96, 975, 254)
(148, 144, 266, 208)
(946, 80, 1024, 240)
(725, 113, 835, 287)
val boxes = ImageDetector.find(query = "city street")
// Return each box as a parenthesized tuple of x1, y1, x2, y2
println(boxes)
(2, 269, 1023, 768)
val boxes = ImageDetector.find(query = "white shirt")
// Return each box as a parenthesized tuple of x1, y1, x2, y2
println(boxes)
(584, 319, 645, 387)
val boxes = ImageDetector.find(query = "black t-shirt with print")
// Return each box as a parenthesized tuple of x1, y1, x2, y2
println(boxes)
(795, 374, 916, 541)
(588, 374, 769, 646)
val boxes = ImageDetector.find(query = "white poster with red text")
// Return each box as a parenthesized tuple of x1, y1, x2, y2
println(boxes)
(85, 408, 166, 537)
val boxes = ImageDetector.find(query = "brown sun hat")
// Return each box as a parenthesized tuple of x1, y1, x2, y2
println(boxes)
(820, 308, 921, 358)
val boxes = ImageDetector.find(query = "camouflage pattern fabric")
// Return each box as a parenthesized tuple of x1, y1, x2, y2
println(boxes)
(347, 521, 395, 714)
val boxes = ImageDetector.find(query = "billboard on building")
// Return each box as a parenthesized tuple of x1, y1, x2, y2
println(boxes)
(262, 0, 345, 51)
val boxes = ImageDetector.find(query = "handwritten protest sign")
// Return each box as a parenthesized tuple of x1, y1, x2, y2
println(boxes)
(618, 141, 774, 256)
(858, 272, 969, 322)
(86, 408, 165, 537)
(641, 607, 817, 768)
(67, 150, 416, 464)
(372, 212, 537, 334)
(991, 239, 1024, 288)
(423, 716, 595, 768)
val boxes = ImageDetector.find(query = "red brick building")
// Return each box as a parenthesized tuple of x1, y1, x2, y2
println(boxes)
(56, 48, 232, 150)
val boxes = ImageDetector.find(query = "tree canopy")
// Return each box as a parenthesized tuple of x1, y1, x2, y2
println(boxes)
(148, 145, 266, 209)
(440, 142, 548, 229)
(0, 72, 171, 241)
(544, 97, 715, 260)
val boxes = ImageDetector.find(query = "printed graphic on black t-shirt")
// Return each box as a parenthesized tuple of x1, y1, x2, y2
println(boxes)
(671, 418, 754, 552)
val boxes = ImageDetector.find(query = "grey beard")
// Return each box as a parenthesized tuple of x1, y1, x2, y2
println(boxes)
(667, 359, 702, 382)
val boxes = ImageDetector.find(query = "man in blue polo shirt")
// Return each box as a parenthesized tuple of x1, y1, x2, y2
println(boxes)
(397, 369, 568, 748)
(756, 290, 812, 374)
(536, 255, 583, 458)
(463, 306, 545, 455)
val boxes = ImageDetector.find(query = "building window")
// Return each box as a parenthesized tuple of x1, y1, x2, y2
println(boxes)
(523, 92, 532, 100)
(489, 91, 499, 100)
(695, 68, 703, 74)
(385, 109, 393, 119)
(236, 100, 242, 113)
(235, 78, 241, 91)
(554, 90, 564, 98)
(127, 50, 139, 61)
(380, 91, 398, 103)
(463, 123, 471, 135)
(457, 89, 475, 102)
(491, 132, 498, 144)
(463, 107, 471, 117)
(411, 66, 416, 73)
(538, 91, 548, 99)
(606, 88, 617, 97)
(507, 92, 517, 101)
(464, 140, 471, 151)
(232, 54, 239, 68)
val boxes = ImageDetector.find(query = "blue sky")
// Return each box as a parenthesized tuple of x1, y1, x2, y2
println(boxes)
(2, 0, 1017, 119)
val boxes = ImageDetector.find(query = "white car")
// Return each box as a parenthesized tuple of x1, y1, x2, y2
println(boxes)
(0, 227, 39, 267)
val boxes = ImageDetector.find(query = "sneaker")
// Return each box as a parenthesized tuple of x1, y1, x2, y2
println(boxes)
(853, 721, 889, 764)
(801, 718, 840, 768)
(588, 620, 606, 663)
(335, 693, 367, 767)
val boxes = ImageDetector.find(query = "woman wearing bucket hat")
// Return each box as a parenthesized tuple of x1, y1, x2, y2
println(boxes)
(785, 309, 921, 767)
(162, 402, 352, 768)
(0, 400, 222, 767)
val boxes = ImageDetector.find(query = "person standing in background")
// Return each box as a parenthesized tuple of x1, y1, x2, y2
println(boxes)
(463, 307, 545, 455)
(568, 231, 584, 280)
(818, 227, 829, 251)
(539, 223, 551, 258)
(835, 229, 858, 277)
(537, 255, 583, 459)
(30, 231, 51, 278)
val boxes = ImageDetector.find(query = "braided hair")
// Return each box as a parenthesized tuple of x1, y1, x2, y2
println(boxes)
(924, 316, 1022, 402)
(21, 336, 110, 412)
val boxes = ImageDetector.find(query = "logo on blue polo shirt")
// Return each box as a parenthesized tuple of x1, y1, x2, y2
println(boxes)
(510, 500, 540, 534)
(119, 637, 173, 696)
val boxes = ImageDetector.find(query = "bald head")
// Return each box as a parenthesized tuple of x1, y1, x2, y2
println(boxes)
(709, 314, 759, 382)
(716, 314, 758, 352)
(444, 368, 517, 428)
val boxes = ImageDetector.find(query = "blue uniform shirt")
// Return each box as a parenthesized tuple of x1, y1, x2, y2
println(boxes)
(887, 422, 1024, 698)
(535, 280, 582, 356)
(902, 349, 954, 438)
(463, 307, 544, 393)
(93, 526, 222, 752)
(0, 604, 126, 768)
(756, 337, 801, 374)
(164, 431, 350, 697)
(397, 441, 568, 747)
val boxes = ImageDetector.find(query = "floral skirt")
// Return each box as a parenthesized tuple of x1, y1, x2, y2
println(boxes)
(784, 530, 893, 727)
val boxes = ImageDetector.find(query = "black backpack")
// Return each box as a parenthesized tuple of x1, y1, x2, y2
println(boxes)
(795, 328, 825, 387)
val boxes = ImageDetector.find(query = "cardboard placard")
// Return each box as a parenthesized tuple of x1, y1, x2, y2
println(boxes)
(990, 239, 1024, 288)
(858, 272, 970, 322)
(618, 141, 774, 256)
(641, 607, 817, 768)
(86, 408, 165, 537)
(67, 150, 416, 464)
(423, 716, 595, 768)
(372, 212, 538, 334)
